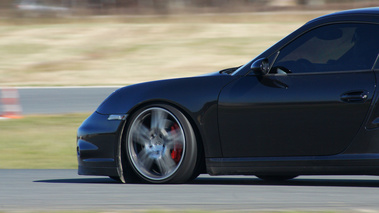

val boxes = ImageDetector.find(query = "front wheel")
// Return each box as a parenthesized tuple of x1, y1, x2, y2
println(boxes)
(124, 104, 198, 184)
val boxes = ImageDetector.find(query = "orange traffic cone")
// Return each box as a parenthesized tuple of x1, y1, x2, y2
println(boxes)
(0, 88, 23, 119)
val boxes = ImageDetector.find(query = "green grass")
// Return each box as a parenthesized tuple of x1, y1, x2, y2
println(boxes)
(0, 113, 90, 169)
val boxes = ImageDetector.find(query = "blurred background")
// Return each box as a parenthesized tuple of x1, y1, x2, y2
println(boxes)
(0, 0, 378, 87)
(0, 0, 378, 169)
(1, 0, 379, 15)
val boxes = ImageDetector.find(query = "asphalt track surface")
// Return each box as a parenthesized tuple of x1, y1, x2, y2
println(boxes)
(2, 170, 379, 212)
(17, 87, 121, 114)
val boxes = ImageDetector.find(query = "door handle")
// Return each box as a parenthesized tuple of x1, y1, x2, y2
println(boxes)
(341, 91, 369, 103)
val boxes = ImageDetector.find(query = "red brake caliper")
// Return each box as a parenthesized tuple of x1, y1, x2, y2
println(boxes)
(170, 123, 183, 164)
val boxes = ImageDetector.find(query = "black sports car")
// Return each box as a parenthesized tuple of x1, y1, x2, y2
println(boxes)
(77, 8, 379, 183)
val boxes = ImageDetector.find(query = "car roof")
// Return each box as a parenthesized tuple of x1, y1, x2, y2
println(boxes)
(333, 7, 379, 16)
(308, 7, 379, 24)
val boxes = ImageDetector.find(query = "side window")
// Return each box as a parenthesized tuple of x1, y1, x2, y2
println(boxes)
(271, 23, 379, 74)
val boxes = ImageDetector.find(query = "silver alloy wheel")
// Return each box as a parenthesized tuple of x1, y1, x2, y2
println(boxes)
(127, 107, 186, 181)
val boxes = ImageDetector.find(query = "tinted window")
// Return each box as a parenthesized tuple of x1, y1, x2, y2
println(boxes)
(272, 23, 379, 74)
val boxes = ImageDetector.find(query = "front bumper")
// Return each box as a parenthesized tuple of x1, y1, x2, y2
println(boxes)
(77, 111, 126, 176)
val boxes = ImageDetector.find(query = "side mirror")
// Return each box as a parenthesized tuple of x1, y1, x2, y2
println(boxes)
(250, 58, 270, 75)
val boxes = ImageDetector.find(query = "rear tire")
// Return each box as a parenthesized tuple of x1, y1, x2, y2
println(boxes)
(123, 104, 198, 184)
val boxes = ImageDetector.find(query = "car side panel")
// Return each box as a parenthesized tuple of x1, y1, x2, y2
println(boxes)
(344, 70, 379, 154)
(206, 154, 379, 176)
(218, 71, 375, 157)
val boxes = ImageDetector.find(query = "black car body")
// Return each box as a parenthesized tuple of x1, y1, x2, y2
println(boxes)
(77, 8, 379, 183)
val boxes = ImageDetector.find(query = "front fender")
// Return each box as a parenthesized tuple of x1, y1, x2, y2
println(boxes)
(96, 75, 235, 158)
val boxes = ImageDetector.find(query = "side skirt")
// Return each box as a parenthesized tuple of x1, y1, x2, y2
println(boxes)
(206, 154, 379, 176)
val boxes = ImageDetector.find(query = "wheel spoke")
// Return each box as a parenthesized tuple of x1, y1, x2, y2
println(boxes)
(156, 153, 176, 175)
(166, 131, 184, 146)
(132, 123, 151, 146)
(137, 149, 154, 170)
(165, 130, 184, 149)
(151, 109, 169, 130)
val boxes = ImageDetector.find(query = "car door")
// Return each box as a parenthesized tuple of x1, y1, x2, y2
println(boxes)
(218, 23, 379, 158)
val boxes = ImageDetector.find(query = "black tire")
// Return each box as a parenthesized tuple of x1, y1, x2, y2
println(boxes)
(256, 175, 298, 181)
(123, 104, 198, 184)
